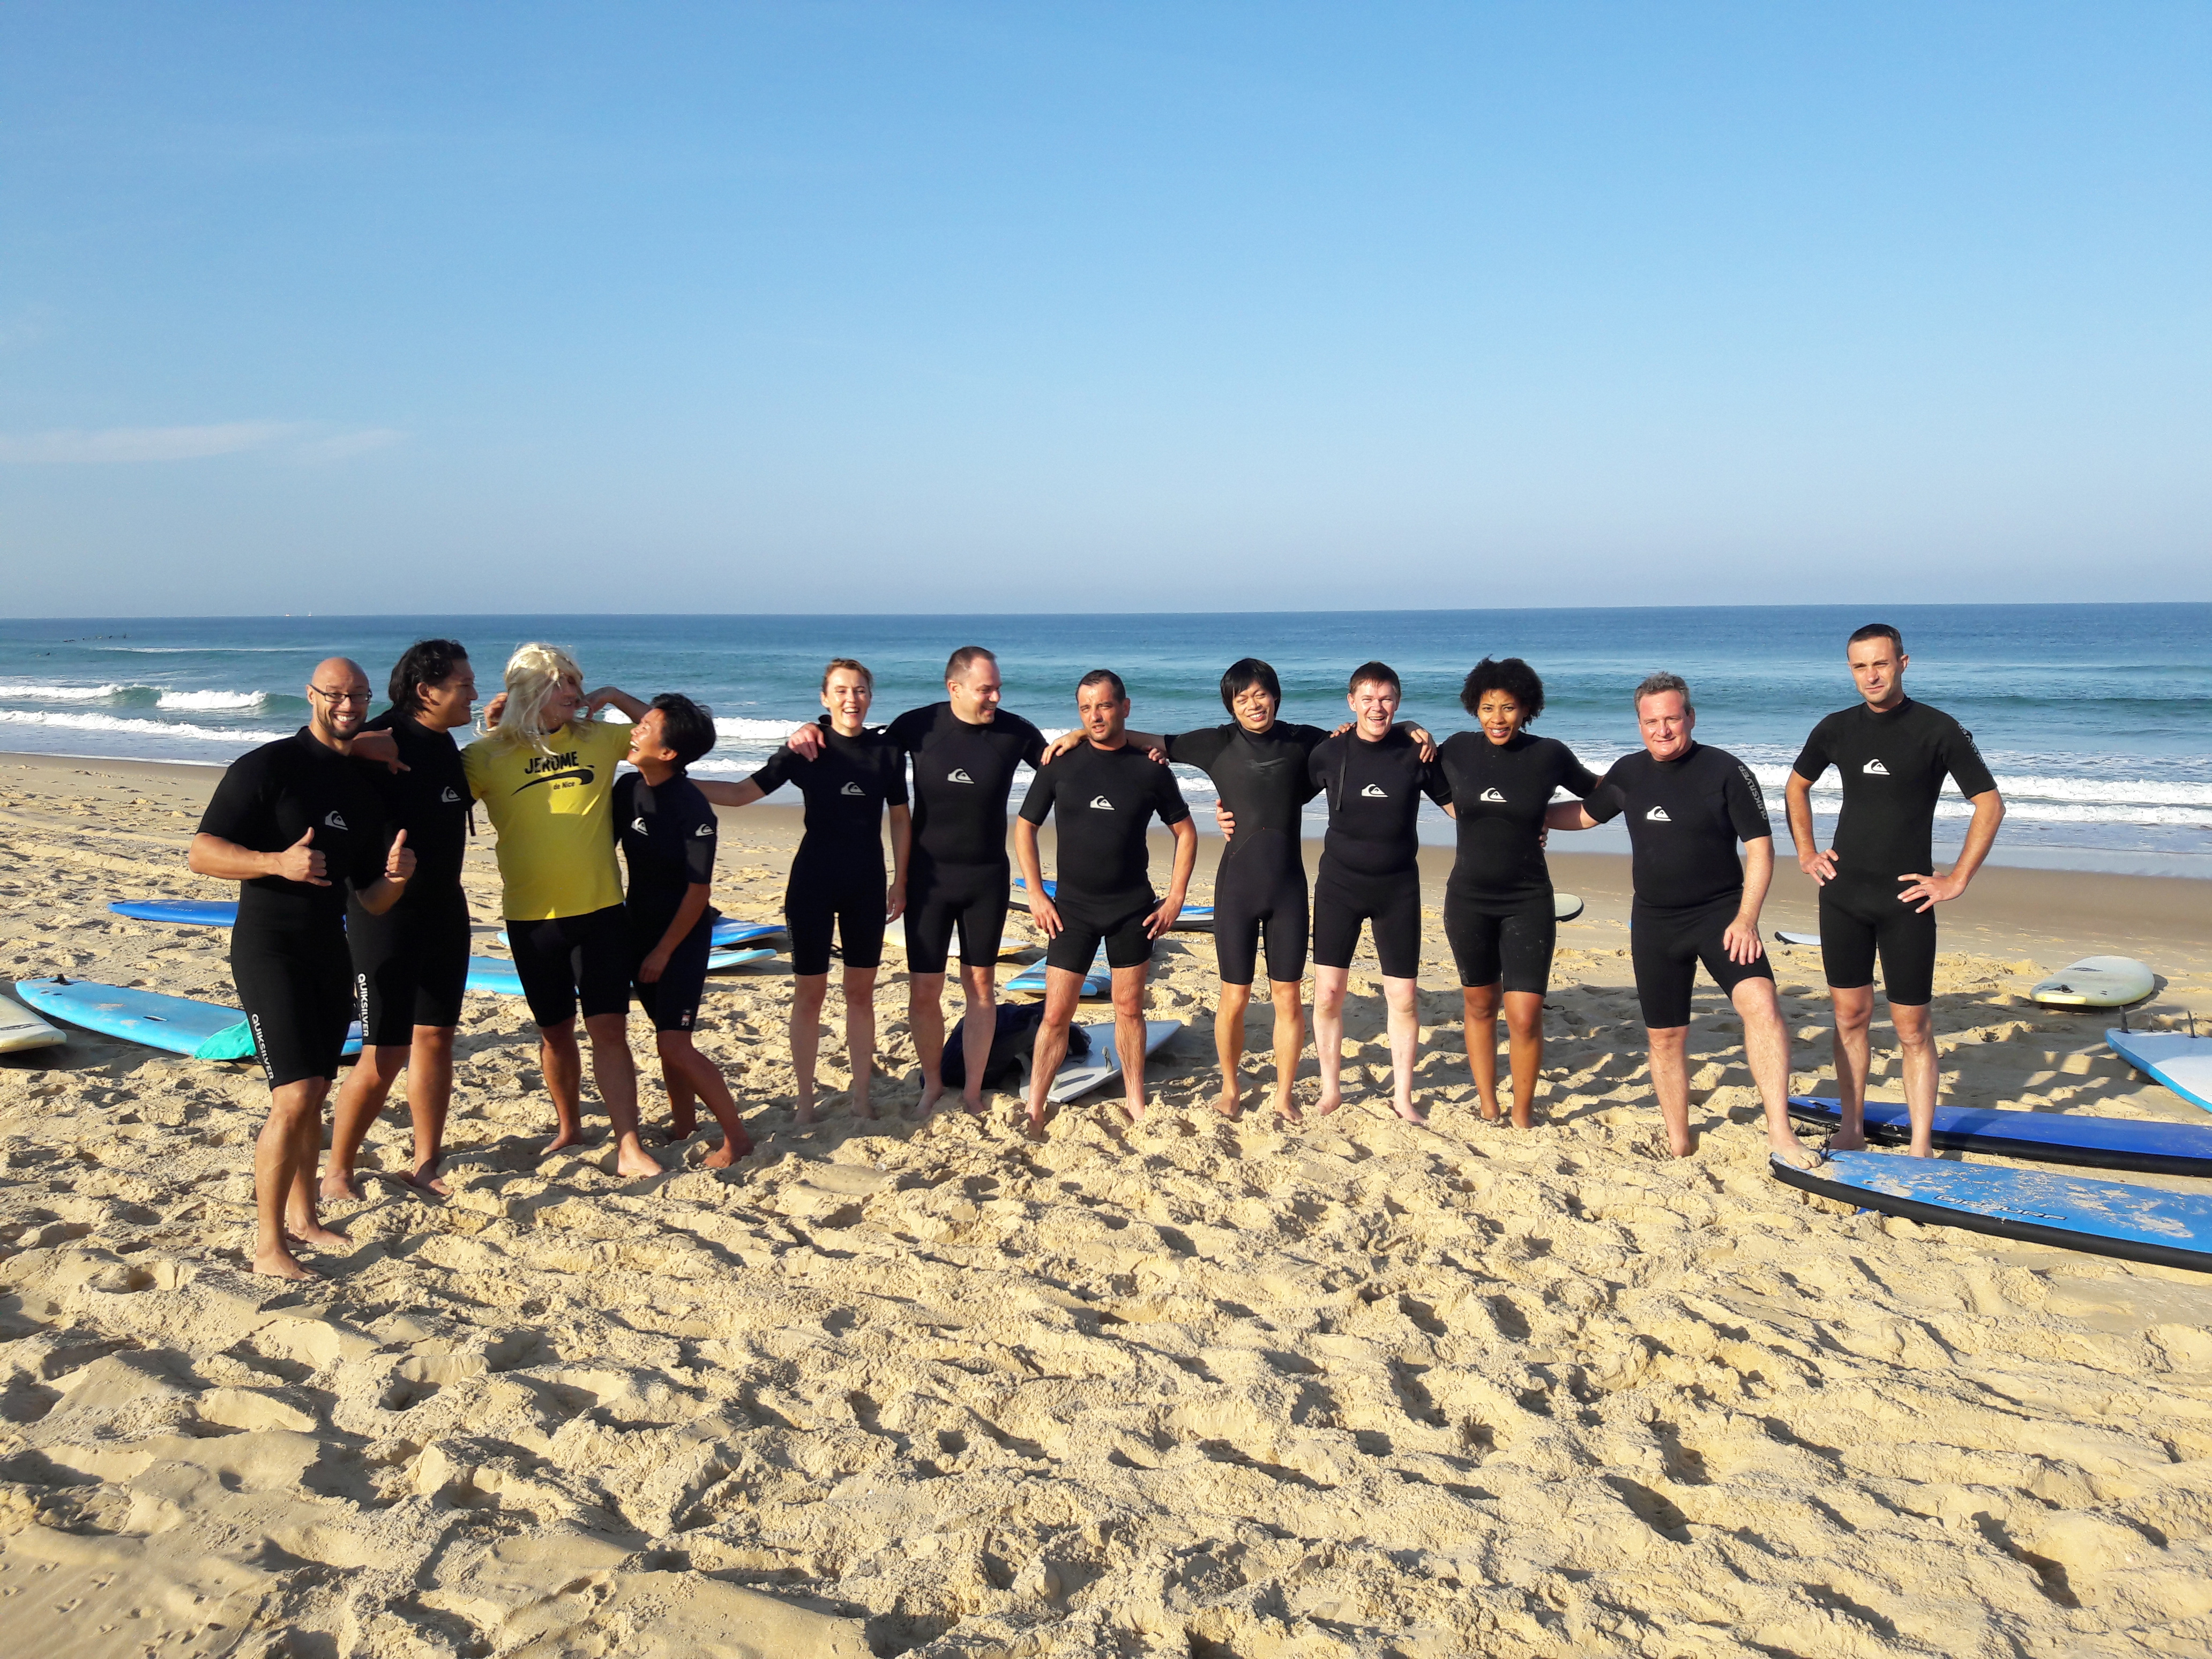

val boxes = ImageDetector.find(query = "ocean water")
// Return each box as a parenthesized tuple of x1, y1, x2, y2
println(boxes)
(2, 607, 2206, 877)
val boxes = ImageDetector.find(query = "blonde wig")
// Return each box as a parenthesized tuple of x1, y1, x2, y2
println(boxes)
(488, 642, 588, 753)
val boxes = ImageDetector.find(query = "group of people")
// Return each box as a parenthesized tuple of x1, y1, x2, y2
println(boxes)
(188, 626, 2002, 1278)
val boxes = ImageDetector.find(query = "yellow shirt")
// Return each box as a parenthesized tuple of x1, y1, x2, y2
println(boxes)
(462, 720, 631, 921)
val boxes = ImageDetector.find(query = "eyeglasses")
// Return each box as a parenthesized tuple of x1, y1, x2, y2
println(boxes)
(309, 686, 372, 705)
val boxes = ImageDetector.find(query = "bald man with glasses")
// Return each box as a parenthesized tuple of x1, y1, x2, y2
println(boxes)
(190, 657, 416, 1278)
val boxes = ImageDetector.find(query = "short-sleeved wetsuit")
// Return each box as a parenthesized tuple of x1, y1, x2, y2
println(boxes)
(1435, 730, 1600, 995)
(198, 728, 390, 1087)
(349, 709, 474, 1045)
(885, 702, 1047, 973)
(1585, 742, 1774, 1027)
(1791, 698, 1997, 1006)
(1164, 721, 1329, 987)
(750, 726, 908, 975)
(613, 770, 719, 1033)
(464, 719, 633, 1026)
(1018, 741, 1191, 973)
(1307, 729, 1449, 980)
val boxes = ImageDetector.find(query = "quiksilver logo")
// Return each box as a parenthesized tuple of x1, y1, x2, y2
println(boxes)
(840, 782, 865, 797)
(1479, 788, 1506, 802)
(948, 768, 975, 784)
(323, 811, 349, 829)
(693, 823, 713, 837)
(439, 787, 462, 803)
(1361, 784, 1387, 798)
(1089, 796, 1115, 810)
(1863, 759, 1889, 775)
(1646, 806, 1671, 821)
(631, 817, 648, 835)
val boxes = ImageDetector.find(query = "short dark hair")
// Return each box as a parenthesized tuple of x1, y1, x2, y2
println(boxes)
(1077, 668, 1127, 701)
(1848, 623, 1903, 651)
(648, 692, 716, 769)
(1460, 657, 1544, 722)
(387, 639, 469, 717)
(1219, 657, 1281, 712)
(1348, 660, 1400, 697)
(945, 646, 997, 683)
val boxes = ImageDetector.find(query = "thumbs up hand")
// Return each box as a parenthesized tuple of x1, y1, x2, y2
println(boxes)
(278, 826, 330, 886)
(385, 829, 415, 884)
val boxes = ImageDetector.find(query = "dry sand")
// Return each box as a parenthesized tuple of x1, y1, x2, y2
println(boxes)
(5, 750, 2212, 1657)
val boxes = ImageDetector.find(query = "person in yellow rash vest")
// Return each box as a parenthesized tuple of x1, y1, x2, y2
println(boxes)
(462, 642, 658, 1178)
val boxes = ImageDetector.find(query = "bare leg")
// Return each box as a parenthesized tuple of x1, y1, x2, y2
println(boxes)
(909, 970, 950, 1112)
(663, 1063, 698, 1140)
(1460, 983, 1503, 1119)
(790, 972, 830, 1123)
(402, 1025, 455, 1192)
(1213, 981, 1252, 1119)
(1501, 990, 1544, 1129)
(845, 966, 879, 1118)
(1645, 1025, 1695, 1156)
(1827, 985, 1874, 1151)
(956, 963, 996, 1116)
(583, 1011, 659, 1178)
(1382, 975, 1423, 1125)
(1267, 978, 1305, 1124)
(323, 1043, 408, 1201)
(1111, 962, 1150, 1123)
(1893, 1001, 1937, 1157)
(258, 1078, 336, 1277)
(539, 1020, 587, 1154)
(1732, 978, 1811, 1161)
(655, 1030, 752, 1166)
(1312, 966, 1349, 1116)
(1023, 970, 1085, 1133)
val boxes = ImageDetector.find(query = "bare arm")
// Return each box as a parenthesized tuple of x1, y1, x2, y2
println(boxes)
(885, 804, 911, 920)
(1725, 836, 1774, 964)
(353, 830, 417, 916)
(1148, 817, 1199, 938)
(640, 883, 712, 982)
(1544, 801, 1600, 832)
(586, 686, 649, 722)
(1784, 772, 1834, 882)
(189, 829, 323, 885)
(694, 778, 768, 809)
(1014, 817, 1059, 937)
(1899, 788, 2004, 912)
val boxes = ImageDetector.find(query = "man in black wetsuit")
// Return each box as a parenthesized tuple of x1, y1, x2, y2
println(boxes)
(1554, 672, 1811, 1163)
(1784, 624, 2004, 1157)
(325, 639, 477, 1202)
(786, 645, 1046, 1115)
(1015, 670, 1197, 1133)
(189, 657, 417, 1278)
(1307, 661, 1449, 1126)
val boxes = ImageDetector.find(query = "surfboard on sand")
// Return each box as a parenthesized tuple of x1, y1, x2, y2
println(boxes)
(710, 919, 786, 948)
(467, 947, 774, 996)
(1004, 949, 1111, 998)
(1046, 1020, 1182, 1104)
(1771, 1147, 2212, 1274)
(1553, 892, 1585, 923)
(109, 899, 238, 928)
(0, 991, 66, 1055)
(2107, 1029, 2212, 1114)
(1773, 930, 1821, 947)
(1788, 1093, 2212, 1177)
(15, 977, 361, 1062)
(1013, 878, 1213, 930)
(2031, 956, 2155, 1008)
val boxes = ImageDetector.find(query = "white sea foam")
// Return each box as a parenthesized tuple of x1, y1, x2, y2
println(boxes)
(0, 709, 289, 744)
(0, 681, 129, 701)
(155, 689, 267, 711)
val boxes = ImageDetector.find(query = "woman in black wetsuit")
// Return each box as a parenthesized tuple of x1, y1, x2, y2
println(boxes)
(698, 659, 911, 1122)
(1433, 657, 1600, 1126)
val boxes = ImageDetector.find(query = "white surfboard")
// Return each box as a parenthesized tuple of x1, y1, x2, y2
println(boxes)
(2108, 1029, 2212, 1113)
(0, 991, 66, 1055)
(1774, 930, 1822, 947)
(2032, 956, 2155, 1009)
(1553, 892, 1585, 922)
(1045, 1019, 1182, 1104)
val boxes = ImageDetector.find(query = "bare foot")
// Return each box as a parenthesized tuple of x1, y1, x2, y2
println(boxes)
(252, 1245, 317, 1280)
(1664, 1129, 1700, 1158)
(283, 1220, 350, 1253)
(961, 1094, 988, 1119)
(1769, 1136, 1824, 1170)
(1023, 1111, 1049, 1141)
(794, 1102, 818, 1125)
(852, 1104, 877, 1121)
(701, 1138, 744, 1169)
(1828, 1131, 1867, 1152)
(1510, 1107, 1533, 1130)
(541, 1129, 587, 1158)
(399, 1164, 452, 1198)
(1392, 1101, 1429, 1128)
(669, 1106, 698, 1140)
(1313, 1088, 1343, 1118)
(1476, 1100, 1500, 1123)
(1115, 1097, 1147, 1125)
(615, 1139, 663, 1179)
(916, 1081, 947, 1116)
(318, 1169, 364, 1204)
(1210, 1087, 1242, 1121)
(1272, 1095, 1303, 1126)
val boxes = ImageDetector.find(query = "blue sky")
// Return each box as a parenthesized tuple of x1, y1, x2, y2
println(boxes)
(3, 4, 2206, 614)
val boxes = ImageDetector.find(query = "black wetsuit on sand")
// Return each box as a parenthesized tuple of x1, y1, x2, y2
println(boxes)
(613, 771, 719, 1033)
(751, 727, 908, 975)
(886, 703, 1047, 973)
(1018, 742, 1191, 972)
(1792, 698, 1996, 1006)
(1585, 742, 1774, 1027)
(348, 709, 474, 1045)
(198, 728, 390, 1087)
(1307, 730, 1448, 980)
(1164, 721, 1329, 985)
(1436, 730, 1599, 994)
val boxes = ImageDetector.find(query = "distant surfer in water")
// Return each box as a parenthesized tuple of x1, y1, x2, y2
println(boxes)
(1553, 672, 1812, 1164)
(189, 656, 416, 1277)
(325, 639, 477, 1202)
(1015, 670, 1196, 1133)
(1785, 624, 2004, 1156)
(700, 659, 911, 1123)
(783, 646, 1047, 1116)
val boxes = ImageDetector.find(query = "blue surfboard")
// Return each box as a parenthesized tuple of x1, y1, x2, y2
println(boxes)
(109, 899, 239, 928)
(467, 947, 775, 996)
(710, 918, 786, 948)
(2108, 1029, 2212, 1114)
(1005, 948, 1111, 998)
(1788, 1094, 2212, 1177)
(1013, 878, 1213, 930)
(16, 977, 361, 1063)
(1772, 1148, 2212, 1274)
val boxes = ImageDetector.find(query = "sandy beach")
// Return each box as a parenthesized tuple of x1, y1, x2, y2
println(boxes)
(6, 748, 2212, 1657)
